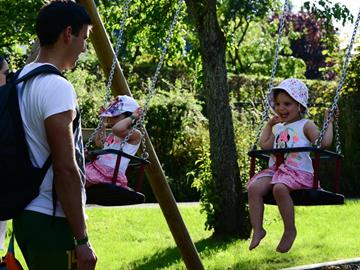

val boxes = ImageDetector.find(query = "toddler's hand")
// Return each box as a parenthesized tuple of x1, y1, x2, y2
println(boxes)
(132, 107, 143, 120)
(325, 109, 339, 122)
(268, 115, 281, 127)
(98, 105, 106, 114)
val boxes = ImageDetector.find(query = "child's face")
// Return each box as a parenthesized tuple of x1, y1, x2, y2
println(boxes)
(104, 114, 126, 127)
(274, 91, 301, 123)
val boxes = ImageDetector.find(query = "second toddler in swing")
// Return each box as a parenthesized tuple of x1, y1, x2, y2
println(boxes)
(247, 78, 336, 253)
(85, 95, 142, 189)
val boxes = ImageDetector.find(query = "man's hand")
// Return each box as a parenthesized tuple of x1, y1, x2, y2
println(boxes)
(75, 243, 97, 270)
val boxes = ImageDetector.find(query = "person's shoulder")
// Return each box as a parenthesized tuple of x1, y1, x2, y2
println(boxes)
(303, 119, 318, 131)
(303, 118, 315, 126)
(20, 63, 67, 83)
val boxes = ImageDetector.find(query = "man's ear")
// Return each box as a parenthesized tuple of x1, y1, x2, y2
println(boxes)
(63, 26, 73, 44)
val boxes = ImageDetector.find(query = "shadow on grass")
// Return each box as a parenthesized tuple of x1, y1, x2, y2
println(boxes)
(130, 235, 239, 269)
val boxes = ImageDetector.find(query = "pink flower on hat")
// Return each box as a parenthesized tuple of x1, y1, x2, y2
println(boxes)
(100, 95, 139, 118)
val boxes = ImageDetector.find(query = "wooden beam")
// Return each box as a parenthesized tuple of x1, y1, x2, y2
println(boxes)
(76, 1, 204, 269)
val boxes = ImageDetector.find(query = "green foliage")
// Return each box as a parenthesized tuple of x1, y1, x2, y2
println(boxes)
(65, 46, 106, 128)
(232, 109, 262, 185)
(96, 0, 190, 68)
(0, 0, 44, 67)
(303, 0, 353, 28)
(227, 19, 306, 77)
(338, 52, 360, 196)
(145, 85, 207, 201)
(189, 143, 217, 230)
(190, 105, 262, 231)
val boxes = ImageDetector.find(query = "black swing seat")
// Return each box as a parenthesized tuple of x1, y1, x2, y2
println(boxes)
(86, 183, 145, 206)
(262, 189, 344, 206)
(248, 147, 345, 206)
(86, 149, 150, 206)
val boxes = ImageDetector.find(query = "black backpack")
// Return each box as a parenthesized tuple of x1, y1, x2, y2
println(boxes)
(0, 64, 65, 221)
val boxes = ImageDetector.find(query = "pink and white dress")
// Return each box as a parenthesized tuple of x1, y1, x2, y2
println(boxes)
(86, 134, 140, 188)
(248, 119, 317, 190)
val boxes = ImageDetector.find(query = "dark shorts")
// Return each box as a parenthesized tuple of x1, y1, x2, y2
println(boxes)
(13, 210, 77, 270)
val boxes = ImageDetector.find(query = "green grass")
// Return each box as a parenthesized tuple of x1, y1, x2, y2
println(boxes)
(2, 200, 360, 269)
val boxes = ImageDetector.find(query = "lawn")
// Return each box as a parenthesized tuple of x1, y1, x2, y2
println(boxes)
(2, 200, 359, 269)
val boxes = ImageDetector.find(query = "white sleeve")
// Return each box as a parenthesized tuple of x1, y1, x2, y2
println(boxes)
(40, 75, 78, 120)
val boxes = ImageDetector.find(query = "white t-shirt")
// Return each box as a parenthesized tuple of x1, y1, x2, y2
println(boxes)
(17, 62, 86, 217)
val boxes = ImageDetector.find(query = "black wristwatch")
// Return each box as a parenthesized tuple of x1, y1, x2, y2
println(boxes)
(74, 235, 89, 246)
(129, 114, 136, 124)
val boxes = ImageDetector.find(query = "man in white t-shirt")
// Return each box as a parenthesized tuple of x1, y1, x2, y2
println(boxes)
(13, 2, 97, 269)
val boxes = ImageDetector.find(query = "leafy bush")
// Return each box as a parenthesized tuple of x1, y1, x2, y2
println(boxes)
(144, 84, 208, 201)
(66, 45, 107, 129)
(189, 142, 216, 230)
(66, 67, 106, 128)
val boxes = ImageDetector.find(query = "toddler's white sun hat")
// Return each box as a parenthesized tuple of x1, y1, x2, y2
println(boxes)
(268, 78, 309, 113)
(100, 95, 139, 117)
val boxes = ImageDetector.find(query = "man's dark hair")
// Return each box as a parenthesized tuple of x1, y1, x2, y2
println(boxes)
(36, 0, 92, 46)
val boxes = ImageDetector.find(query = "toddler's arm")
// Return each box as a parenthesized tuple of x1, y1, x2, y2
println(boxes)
(304, 109, 337, 148)
(112, 108, 142, 145)
(319, 109, 338, 148)
(260, 116, 280, 150)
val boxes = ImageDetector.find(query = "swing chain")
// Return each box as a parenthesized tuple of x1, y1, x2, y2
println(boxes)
(252, 0, 289, 150)
(140, 125, 149, 159)
(85, 122, 106, 150)
(334, 118, 341, 154)
(315, 8, 360, 149)
(104, 0, 132, 106)
(141, 0, 184, 120)
(85, 0, 132, 149)
(118, 0, 185, 156)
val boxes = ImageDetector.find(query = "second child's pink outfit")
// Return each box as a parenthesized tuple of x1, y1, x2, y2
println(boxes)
(248, 118, 316, 190)
(86, 133, 140, 188)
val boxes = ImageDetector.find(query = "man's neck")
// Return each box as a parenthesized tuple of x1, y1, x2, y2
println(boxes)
(35, 48, 66, 71)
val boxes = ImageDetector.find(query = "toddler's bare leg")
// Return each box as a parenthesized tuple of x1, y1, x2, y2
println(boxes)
(273, 183, 297, 253)
(248, 177, 272, 250)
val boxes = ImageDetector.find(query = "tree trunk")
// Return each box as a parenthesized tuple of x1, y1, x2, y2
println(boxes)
(185, 0, 250, 237)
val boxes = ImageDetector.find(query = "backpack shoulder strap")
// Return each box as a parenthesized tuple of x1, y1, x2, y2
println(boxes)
(15, 64, 64, 84)
(42, 110, 80, 173)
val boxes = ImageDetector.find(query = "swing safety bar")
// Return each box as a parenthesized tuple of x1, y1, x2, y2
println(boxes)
(89, 148, 150, 191)
(248, 147, 344, 205)
(89, 149, 150, 165)
(86, 149, 148, 206)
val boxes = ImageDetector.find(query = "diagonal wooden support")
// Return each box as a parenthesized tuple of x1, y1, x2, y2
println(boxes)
(76, 1, 204, 269)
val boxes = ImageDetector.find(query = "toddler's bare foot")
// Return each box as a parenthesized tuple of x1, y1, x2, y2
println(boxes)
(276, 229, 297, 253)
(249, 229, 266, 250)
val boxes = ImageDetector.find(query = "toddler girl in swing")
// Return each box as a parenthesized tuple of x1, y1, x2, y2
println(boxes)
(85, 95, 142, 189)
(247, 78, 336, 253)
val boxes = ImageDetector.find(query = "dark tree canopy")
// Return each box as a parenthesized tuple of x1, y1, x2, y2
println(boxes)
(0, 0, 43, 64)
(284, 12, 337, 79)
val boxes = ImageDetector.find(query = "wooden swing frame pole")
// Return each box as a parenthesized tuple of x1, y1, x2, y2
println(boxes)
(76, 1, 204, 269)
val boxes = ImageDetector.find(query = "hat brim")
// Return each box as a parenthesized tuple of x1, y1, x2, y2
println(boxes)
(268, 87, 308, 113)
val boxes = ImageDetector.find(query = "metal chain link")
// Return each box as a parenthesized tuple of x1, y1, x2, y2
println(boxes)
(104, 0, 132, 105)
(334, 118, 341, 154)
(252, 0, 289, 150)
(86, 0, 132, 149)
(315, 8, 360, 150)
(117, 0, 185, 157)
